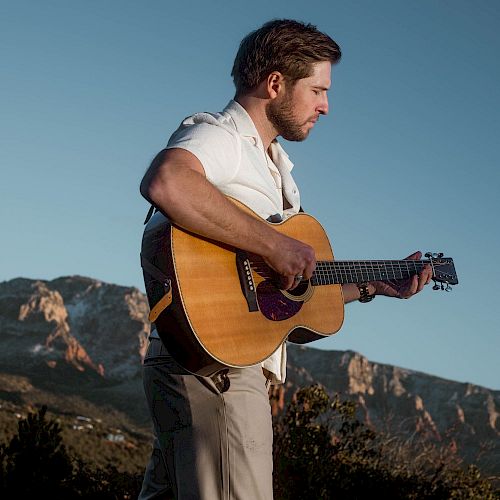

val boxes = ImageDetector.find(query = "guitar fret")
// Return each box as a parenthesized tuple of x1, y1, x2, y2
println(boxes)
(318, 266, 325, 285)
(343, 263, 349, 284)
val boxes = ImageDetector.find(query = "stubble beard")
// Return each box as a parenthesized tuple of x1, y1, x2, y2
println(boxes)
(265, 91, 311, 142)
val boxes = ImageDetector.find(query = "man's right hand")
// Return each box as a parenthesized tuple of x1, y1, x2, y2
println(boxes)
(263, 233, 316, 290)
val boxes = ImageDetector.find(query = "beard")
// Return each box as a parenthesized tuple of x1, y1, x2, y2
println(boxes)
(265, 90, 312, 142)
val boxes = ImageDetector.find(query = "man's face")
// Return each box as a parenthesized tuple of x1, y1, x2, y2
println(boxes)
(266, 61, 331, 142)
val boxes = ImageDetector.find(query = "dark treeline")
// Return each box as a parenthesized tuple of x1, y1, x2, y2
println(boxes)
(0, 386, 498, 499)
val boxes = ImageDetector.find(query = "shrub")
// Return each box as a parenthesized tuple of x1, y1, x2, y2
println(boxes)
(273, 384, 499, 500)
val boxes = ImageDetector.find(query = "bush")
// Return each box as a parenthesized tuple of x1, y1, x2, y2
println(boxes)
(273, 384, 499, 500)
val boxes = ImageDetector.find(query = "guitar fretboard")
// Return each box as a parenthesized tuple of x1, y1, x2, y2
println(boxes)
(311, 260, 430, 286)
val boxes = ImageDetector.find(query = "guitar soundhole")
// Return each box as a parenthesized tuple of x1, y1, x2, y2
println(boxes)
(256, 280, 304, 321)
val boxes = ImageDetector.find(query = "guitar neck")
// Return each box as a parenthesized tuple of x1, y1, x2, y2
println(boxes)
(311, 260, 431, 285)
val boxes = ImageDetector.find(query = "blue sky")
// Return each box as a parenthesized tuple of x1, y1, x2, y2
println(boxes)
(1, 0, 499, 390)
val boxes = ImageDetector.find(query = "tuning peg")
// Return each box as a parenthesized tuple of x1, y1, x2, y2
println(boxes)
(432, 280, 440, 290)
(425, 252, 442, 259)
(445, 283, 452, 292)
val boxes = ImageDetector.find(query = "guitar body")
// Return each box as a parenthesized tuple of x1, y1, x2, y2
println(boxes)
(141, 200, 344, 376)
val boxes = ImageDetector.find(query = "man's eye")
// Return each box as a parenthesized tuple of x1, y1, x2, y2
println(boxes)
(313, 90, 320, 95)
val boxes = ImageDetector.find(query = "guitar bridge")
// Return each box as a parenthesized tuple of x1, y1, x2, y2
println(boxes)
(236, 251, 259, 312)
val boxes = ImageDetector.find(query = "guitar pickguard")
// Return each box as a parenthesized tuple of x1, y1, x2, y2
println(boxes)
(256, 280, 311, 321)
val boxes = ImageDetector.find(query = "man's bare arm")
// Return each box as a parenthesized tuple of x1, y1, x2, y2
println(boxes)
(140, 148, 316, 290)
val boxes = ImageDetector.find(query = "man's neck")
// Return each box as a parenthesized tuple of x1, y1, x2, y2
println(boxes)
(235, 95, 277, 151)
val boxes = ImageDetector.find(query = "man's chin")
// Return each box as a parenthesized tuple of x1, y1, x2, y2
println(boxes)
(284, 132, 309, 142)
(280, 127, 310, 142)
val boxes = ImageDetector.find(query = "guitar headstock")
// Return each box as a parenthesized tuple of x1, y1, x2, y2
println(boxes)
(425, 252, 458, 291)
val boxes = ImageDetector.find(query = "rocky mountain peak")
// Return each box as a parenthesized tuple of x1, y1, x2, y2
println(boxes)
(0, 276, 150, 380)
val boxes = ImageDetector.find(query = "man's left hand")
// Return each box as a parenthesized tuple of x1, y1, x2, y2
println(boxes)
(371, 251, 432, 299)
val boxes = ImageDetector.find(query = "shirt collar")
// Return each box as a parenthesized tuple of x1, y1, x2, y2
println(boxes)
(223, 100, 294, 172)
(223, 99, 260, 139)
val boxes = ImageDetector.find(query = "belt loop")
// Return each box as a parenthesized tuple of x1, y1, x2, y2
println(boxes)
(211, 369, 230, 393)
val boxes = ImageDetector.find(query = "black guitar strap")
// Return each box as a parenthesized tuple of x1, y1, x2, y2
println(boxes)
(143, 204, 158, 225)
(140, 253, 172, 323)
(140, 253, 170, 285)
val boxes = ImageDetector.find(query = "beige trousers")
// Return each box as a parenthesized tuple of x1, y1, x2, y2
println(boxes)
(138, 338, 274, 500)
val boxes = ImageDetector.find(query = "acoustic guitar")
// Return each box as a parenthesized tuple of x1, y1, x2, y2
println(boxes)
(141, 199, 458, 377)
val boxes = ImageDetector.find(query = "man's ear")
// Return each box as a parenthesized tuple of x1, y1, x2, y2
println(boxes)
(266, 71, 286, 99)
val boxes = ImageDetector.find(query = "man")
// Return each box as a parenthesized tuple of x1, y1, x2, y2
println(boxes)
(138, 19, 432, 500)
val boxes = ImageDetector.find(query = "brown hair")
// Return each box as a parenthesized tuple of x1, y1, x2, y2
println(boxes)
(231, 19, 341, 96)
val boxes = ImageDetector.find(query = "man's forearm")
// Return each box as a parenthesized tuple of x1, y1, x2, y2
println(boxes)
(144, 161, 280, 258)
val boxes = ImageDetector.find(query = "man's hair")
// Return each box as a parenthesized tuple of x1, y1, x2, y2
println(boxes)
(231, 19, 341, 96)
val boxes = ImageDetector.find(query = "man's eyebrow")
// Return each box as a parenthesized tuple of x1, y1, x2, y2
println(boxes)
(313, 85, 330, 91)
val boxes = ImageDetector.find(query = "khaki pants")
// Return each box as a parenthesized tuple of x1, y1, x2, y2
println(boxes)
(138, 338, 274, 500)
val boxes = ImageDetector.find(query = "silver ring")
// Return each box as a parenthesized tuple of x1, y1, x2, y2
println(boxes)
(294, 274, 304, 282)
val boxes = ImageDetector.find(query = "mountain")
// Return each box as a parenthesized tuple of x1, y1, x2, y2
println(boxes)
(0, 276, 150, 424)
(0, 276, 498, 475)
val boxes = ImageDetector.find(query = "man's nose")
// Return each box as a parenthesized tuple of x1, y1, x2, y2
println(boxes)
(318, 95, 329, 115)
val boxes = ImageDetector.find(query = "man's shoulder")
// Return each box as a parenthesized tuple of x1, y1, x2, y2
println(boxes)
(179, 109, 236, 131)
(165, 103, 243, 166)
(171, 100, 255, 139)
(167, 104, 239, 146)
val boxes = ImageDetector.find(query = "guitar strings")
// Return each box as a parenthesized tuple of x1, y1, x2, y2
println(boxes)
(248, 259, 439, 284)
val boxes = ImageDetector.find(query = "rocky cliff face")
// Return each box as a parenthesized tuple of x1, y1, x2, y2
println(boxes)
(280, 346, 499, 471)
(0, 276, 498, 473)
(0, 276, 149, 380)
